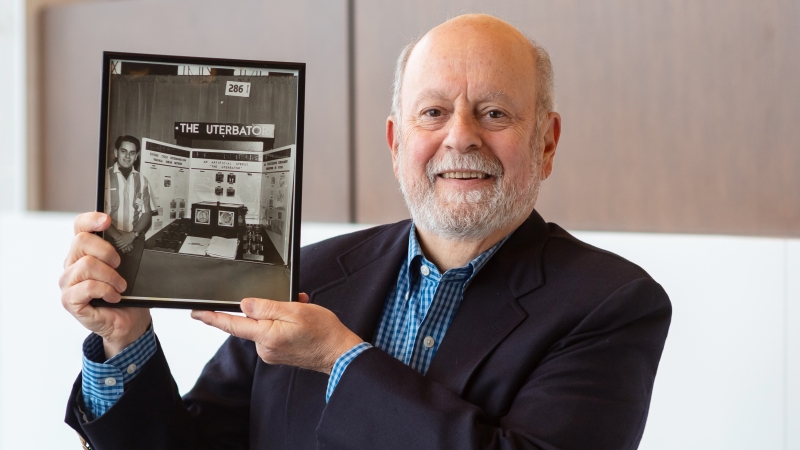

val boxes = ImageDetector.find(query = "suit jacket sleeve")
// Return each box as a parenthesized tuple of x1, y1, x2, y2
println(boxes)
(65, 335, 258, 450)
(317, 277, 671, 450)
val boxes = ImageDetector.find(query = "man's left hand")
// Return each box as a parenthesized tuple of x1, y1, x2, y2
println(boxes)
(190, 294, 364, 374)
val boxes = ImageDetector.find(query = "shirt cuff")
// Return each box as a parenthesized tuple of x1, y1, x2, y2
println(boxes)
(326, 342, 372, 403)
(80, 325, 157, 420)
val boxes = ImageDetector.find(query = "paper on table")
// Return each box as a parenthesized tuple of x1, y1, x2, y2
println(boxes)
(178, 236, 211, 256)
(206, 236, 238, 260)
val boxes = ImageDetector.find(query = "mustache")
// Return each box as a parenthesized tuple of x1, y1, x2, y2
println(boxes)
(425, 152, 504, 182)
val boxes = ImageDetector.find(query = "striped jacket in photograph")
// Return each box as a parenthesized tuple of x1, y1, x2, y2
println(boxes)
(104, 163, 156, 232)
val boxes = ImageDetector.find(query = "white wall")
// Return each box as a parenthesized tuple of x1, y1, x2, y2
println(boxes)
(576, 232, 790, 449)
(0, 0, 26, 211)
(0, 213, 797, 449)
(789, 240, 800, 450)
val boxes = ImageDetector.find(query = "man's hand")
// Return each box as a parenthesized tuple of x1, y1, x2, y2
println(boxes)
(115, 230, 136, 250)
(59, 212, 151, 358)
(191, 295, 364, 374)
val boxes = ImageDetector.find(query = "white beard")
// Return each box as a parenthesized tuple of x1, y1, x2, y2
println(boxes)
(397, 144, 543, 241)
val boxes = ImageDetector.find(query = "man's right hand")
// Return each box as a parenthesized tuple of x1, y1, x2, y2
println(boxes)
(59, 212, 151, 359)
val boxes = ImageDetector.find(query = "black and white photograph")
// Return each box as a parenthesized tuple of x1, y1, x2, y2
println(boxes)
(96, 52, 304, 310)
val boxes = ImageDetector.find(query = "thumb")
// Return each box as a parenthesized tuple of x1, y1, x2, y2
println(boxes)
(241, 298, 291, 321)
(75, 212, 111, 234)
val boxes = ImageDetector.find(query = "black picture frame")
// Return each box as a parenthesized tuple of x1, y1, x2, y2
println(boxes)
(92, 52, 305, 311)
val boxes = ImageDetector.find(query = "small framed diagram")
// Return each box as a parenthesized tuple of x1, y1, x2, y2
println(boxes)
(195, 209, 210, 224)
(218, 211, 234, 227)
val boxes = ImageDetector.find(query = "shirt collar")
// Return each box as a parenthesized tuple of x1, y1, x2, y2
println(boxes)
(406, 223, 510, 283)
(112, 162, 139, 174)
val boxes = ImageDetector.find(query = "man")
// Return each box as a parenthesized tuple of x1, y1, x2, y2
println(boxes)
(103, 135, 155, 295)
(60, 14, 671, 449)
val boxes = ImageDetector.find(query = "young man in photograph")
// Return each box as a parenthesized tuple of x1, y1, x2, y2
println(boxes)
(103, 135, 155, 295)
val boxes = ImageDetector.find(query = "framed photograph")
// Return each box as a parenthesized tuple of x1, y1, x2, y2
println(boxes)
(93, 52, 304, 311)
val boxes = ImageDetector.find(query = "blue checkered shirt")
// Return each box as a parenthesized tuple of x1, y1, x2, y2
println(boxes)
(80, 225, 507, 417)
(326, 224, 507, 401)
(80, 325, 157, 420)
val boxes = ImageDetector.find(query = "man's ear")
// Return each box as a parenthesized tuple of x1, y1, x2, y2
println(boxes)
(540, 112, 561, 180)
(386, 116, 400, 179)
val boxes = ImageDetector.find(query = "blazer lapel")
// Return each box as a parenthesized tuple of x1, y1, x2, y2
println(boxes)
(425, 211, 550, 395)
(310, 220, 411, 342)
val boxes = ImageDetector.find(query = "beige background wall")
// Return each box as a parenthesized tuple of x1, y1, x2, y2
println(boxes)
(38, 0, 800, 236)
(40, 0, 350, 221)
(353, 0, 800, 236)
(26, 0, 98, 210)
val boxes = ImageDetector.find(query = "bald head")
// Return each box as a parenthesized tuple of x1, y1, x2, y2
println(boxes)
(391, 14, 554, 129)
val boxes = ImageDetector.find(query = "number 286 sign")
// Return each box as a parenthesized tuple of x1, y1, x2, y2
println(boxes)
(225, 81, 251, 98)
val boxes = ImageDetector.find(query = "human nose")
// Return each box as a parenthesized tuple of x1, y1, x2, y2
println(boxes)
(441, 110, 482, 153)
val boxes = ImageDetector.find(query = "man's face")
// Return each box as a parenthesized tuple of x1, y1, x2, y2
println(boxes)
(115, 141, 138, 169)
(388, 20, 557, 241)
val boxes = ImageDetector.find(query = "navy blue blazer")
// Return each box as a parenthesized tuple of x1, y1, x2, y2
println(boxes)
(66, 211, 671, 449)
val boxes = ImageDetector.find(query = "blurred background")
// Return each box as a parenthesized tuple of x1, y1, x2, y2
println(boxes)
(0, 0, 798, 448)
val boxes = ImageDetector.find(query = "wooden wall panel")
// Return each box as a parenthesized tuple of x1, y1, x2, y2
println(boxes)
(353, 1, 800, 236)
(26, 0, 98, 211)
(42, 0, 350, 221)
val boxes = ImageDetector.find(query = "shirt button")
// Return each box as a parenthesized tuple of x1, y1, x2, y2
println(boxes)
(420, 265, 430, 276)
(126, 364, 137, 374)
(104, 377, 117, 386)
(423, 336, 435, 348)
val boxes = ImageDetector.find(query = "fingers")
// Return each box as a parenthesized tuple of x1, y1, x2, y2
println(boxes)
(191, 311, 265, 341)
(298, 293, 310, 304)
(60, 254, 126, 294)
(74, 212, 111, 235)
(192, 300, 361, 373)
(62, 279, 122, 315)
(65, 230, 121, 269)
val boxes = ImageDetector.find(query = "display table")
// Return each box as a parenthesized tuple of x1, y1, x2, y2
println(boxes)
(129, 219, 290, 302)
